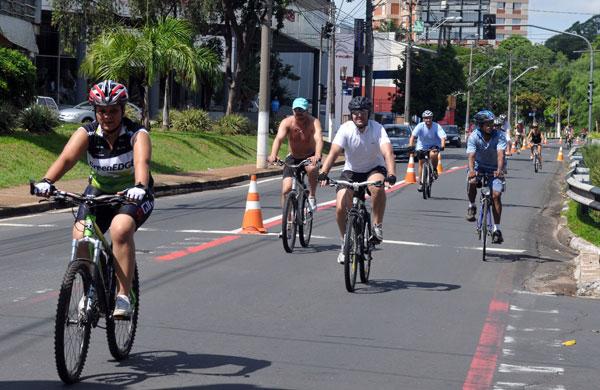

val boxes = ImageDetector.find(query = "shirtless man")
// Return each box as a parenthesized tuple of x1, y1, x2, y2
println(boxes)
(267, 97, 324, 211)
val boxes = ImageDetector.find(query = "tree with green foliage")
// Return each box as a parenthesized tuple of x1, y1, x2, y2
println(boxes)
(188, 0, 287, 114)
(393, 45, 465, 121)
(545, 15, 600, 60)
(0, 47, 36, 110)
(81, 17, 220, 129)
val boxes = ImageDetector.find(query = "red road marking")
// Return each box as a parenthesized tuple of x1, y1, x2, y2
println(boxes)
(463, 298, 509, 389)
(156, 235, 240, 261)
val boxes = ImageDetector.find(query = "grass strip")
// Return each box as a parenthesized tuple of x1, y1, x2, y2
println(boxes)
(565, 200, 600, 247)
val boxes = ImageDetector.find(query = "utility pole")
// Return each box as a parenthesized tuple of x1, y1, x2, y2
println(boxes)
(506, 52, 512, 132)
(317, 27, 324, 122)
(326, 2, 336, 141)
(403, 0, 413, 124)
(464, 39, 474, 136)
(256, 0, 272, 168)
(365, 0, 373, 100)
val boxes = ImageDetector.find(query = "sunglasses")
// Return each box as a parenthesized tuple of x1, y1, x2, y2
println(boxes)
(351, 110, 367, 116)
(293, 108, 306, 113)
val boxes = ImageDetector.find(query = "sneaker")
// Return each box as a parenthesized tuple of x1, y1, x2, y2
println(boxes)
(529, 155, 533, 160)
(373, 224, 383, 243)
(466, 206, 477, 222)
(337, 248, 345, 264)
(433, 170, 438, 180)
(417, 183, 424, 192)
(492, 230, 504, 244)
(308, 197, 317, 213)
(113, 294, 132, 319)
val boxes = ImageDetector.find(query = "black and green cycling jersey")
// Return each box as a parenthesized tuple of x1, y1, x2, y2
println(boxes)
(83, 118, 153, 193)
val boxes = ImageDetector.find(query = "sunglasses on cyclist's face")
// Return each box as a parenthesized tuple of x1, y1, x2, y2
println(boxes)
(351, 109, 368, 116)
(293, 108, 306, 114)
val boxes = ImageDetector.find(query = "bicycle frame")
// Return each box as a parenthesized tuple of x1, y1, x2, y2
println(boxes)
(476, 182, 493, 235)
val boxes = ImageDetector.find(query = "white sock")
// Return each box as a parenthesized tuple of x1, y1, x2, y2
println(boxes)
(469, 202, 475, 208)
(493, 224, 500, 232)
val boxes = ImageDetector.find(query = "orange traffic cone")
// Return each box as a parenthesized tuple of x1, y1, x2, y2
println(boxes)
(404, 154, 417, 183)
(511, 142, 517, 155)
(241, 175, 267, 234)
(556, 146, 564, 162)
(437, 152, 444, 174)
(521, 141, 528, 151)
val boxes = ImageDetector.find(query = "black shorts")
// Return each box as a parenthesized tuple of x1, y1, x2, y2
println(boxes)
(336, 166, 387, 192)
(282, 155, 314, 179)
(75, 185, 154, 233)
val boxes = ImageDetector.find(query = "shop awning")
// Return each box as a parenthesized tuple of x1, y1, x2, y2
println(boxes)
(0, 14, 38, 54)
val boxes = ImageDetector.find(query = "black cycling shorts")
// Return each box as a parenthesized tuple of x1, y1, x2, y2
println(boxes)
(75, 185, 154, 233)
(282, 154, 314, 179)
(336, 166, 387, 193)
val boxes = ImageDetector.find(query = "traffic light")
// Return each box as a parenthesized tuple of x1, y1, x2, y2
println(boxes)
(320, 84, 327, 101)
(482, 14, 496, 40)
(322, 22, 334, 39)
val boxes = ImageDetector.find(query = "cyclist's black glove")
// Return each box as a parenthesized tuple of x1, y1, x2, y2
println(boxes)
(33, 178, 55, 196)
(386, 174, 397, 186)
(318, 172, 330, 184)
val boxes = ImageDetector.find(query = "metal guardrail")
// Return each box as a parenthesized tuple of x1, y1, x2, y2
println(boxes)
(566, 145, 600, 211)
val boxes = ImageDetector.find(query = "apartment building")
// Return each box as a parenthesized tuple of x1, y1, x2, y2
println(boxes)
(490, 0, 529, 41)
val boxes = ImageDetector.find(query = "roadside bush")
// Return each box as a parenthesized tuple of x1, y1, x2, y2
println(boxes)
(0, 47, 36, 110)
(169, 109, 212, 132)
(0, 103, 17, 134)
(214, 114, 255, 135)
(19, 105, 59, 133)
(581, 144, 600, 187)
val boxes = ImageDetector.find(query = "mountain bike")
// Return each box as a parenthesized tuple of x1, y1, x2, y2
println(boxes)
(330, 179, 382, 292)
(531, 144, 542, 173)
(277, 158, 316, 253)
(566, 136, 573, 150)
(473, 173, 498, 262)
(30, 184, 140, 384)
(418, 148, 438, 199)
(514, 134, 522, 152)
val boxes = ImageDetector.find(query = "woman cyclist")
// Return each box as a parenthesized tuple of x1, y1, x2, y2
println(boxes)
(527, 123, 544, 166)
(33, 80, 154, 319)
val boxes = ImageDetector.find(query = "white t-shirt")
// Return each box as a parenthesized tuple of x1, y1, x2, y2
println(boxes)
(333, 120, 390, 172)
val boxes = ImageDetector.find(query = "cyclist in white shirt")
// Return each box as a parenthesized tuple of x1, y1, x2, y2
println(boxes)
(318, 96, 396, 264)
(409, 110, 446, 192)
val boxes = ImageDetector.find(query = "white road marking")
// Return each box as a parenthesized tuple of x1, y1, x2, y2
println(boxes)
(502, 348, 515, 356)
(0, 223, 57, 227)
(513, 289, 560, 296)
(383, 239, 439, 247)
(458, 246, 527, 253)
(506, 325, 560, 332)
(493, 382, 527, 389)
(498, 364, 564, 375)
(510, 305, 559, 314)
(504, 336, 515, 343)
(35, 288, 53, 294)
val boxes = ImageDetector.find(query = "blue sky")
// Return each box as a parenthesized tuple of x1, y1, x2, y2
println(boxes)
(528, 0, 599, 43)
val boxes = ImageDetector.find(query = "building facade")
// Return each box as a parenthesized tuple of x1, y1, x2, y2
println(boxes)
(490, 0, 529, 41)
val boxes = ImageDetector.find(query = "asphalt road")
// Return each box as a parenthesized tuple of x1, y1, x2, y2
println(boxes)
(1, 143, 599, 389)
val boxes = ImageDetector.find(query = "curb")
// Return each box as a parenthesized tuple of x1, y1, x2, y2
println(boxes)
(558, 201, 600, 297)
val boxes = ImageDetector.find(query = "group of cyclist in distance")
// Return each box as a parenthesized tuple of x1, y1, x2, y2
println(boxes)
(33, 79, 531, 315)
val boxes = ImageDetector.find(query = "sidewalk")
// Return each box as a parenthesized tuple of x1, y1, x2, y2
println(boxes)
(0, 164, 284, 219)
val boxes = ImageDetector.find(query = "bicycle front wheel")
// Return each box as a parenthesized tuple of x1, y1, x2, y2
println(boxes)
(282, 194, 298, 253)
(106, 264, 139, 360)
(481, 200, 489, 262)
(359, 218, 372, 283)
(55, 260, 92, 384)
(426, 164, 433, 198)
(534, 155, 539, 173)
(344, 217, 360, 292)
(422, 162, 429, 199)
(298, 194, 313, 247)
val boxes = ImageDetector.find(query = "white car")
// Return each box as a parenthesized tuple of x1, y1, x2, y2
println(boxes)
(59, 101, 143, 123)
(35, 96, 60, 115)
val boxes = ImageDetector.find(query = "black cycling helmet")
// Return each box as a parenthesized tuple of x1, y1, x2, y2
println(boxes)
(348, 96, 372, 112)
(473, 110, 495, 126)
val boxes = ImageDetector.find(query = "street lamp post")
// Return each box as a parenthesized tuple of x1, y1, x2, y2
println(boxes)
(340, 66, 347, 123)
(508, 64, 538, 132)
(465, 63, 503, 131)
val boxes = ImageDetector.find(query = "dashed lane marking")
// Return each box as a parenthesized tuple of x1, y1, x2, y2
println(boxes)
(497, 364, 564, 375)
(510, 305, 559, 314)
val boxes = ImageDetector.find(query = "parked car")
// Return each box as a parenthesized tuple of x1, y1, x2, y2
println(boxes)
(442, 124, 461, 147)
(384, 124, 412, 160)
(35, 96, 60, 115)
(59, 101, 143, 123)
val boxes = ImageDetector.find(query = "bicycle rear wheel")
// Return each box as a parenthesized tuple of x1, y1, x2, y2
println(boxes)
(298, 194, 313, 247)
(481, 200, 489, 261)
(55, 260, 92, 384)
(344, 217, 359, 292)
(282, 194, 297, 253)
(359, 218, 372, 283)
(106, 264, 139, 360)
(534, 155, 539, 172)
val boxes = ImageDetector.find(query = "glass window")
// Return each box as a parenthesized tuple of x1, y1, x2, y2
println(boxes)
(496, 33, 504, 40)
(514, 3, 521, 10)
(505, 2, 513, 9)
(497, 18, 505, 24)
(497, 2, 505, 9)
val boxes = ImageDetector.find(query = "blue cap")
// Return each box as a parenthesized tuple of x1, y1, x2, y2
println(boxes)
(292, 97, 309, 110)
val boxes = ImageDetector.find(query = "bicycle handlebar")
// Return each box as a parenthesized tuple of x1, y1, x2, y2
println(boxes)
(274, 158, 321, 169)
(329, 179, 384, 191)
(29, 181, 133, 206)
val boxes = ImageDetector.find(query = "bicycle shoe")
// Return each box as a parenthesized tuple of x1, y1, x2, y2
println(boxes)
(113, 294, 132, 319)
(466, 206, 477, 222)
(337, 248, 345, 265)
(417, 183, 424, 192)
(492, 230, 504, 244)
(432, 170, 438, 180)
(308, 196, 317, 213)
(373, 224, 383, 243)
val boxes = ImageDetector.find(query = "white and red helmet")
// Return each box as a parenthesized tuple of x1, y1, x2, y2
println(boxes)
(88, 80, 128, 107)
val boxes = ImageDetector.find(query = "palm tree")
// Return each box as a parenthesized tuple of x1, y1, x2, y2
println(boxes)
(81, 17, 220, 129)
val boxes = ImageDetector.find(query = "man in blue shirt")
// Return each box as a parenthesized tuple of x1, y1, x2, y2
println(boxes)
(408, 110, 446, 192)
(466, 110, 507, 244)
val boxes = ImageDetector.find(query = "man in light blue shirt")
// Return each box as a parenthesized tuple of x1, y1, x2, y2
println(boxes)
(409, 110, 446, 192)
(466, 110, 507, 244)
